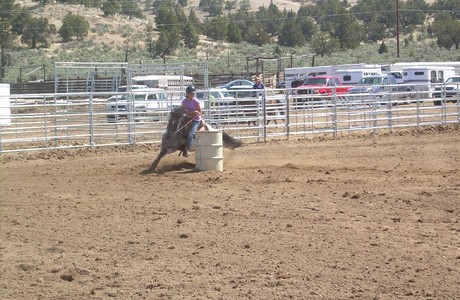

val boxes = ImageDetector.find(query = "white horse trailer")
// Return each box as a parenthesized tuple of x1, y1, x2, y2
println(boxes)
(335, 68, 381, 85)
(402, 66, 456, 98)
(131, 75, 194, 91)
(284, 64, 382, 88)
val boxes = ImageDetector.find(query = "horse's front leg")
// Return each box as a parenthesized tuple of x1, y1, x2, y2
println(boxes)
(147, 149, 167, 172)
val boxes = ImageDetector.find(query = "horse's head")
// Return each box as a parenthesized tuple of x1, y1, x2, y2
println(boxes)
(166, 106, 184, 132)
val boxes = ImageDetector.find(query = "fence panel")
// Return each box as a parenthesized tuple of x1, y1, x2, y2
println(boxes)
(1, 87, 459, 153)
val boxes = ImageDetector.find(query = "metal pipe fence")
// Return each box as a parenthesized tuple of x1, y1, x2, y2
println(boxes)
(0, 86, 459, 153)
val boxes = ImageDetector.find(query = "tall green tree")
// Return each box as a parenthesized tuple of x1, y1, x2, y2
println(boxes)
(188, 8, 202, 34)
(239, 0, 250, 12)
(227, 20, 242, 43)
(21, 17, 51, 48)
(153, 28, 181, 61)
(0, 0, 18, 19)
(400, 0, 428, 34)
(144, 22, 155, 54)
(10, 10, 32, 35)
(278, 12, 305, 47)
(310, 31, 339, 57)
(256, 0, 283, 37)
(155, 3, 178, 31)
(352, 0, 397, 41)
(0, 19, 15, 82)
(182, 21, 199, 48)
(333, 14, 364, 49)
(102, 0, 121, 16)
(432, 12, 460, 50)
(121, 0, 143, 19)
(204, 16, 228, 41)
(59, 12, 90, 42)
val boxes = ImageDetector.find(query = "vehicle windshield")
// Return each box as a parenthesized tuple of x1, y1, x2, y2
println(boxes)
(446, 77, 460, 83)
(303, 77, 327, 85)
(359, 77, 383, 85)
(211, 91, 230, 98)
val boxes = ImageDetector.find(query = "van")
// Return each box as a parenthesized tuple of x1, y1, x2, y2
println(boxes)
(105, 88, 180, 122)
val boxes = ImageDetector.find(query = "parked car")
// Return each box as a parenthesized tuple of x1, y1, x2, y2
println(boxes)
(196, 88, 235, 107)
(106, 88, 179, 122)
(433, 76, 460, 106)
(348, 75, 412, 101)
(348, 75, 399, 94)
(218, 79, 254, 90)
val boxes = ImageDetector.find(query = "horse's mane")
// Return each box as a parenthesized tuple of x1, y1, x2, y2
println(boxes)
(166, 106, 189, 134)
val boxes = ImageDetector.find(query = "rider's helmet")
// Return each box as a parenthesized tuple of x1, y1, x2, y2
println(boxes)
(186, 85, 196, 94)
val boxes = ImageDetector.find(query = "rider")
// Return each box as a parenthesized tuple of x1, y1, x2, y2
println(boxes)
(181, 85, 202, 157)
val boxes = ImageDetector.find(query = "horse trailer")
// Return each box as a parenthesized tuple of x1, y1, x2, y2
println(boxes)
(402, 66, 457, 98)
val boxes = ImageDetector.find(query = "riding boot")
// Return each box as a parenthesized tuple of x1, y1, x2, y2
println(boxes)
(182, 149, 189, 157)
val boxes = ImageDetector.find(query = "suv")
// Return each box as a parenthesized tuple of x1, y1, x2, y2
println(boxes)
(106, 88, 179, 122)
(433, 76, 460, 106)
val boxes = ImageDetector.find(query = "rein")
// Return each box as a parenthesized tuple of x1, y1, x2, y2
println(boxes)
(175, 116, 194, 133)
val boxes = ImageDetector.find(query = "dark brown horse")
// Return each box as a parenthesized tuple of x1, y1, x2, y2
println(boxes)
(147, 106, 242, 172)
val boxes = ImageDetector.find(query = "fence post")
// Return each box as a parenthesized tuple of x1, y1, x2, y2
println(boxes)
(386, 98, 393, 131)
(285, 89, 290, 140)
(262, 89, 267, 142)
(332, 88, 337, 138)
(89, 94, 94, 147)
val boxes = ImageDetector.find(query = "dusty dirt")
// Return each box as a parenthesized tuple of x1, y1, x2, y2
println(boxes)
(1, 128, 459, 299)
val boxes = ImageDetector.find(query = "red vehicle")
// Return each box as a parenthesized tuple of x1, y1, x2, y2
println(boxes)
(296, 76, 352, 101)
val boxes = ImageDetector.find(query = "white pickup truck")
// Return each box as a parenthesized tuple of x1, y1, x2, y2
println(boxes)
(105, 88, 181, 122)
(433, 76, 460, 106)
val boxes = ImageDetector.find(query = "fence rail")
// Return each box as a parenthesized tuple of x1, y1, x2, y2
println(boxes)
(1, 86, 459, 153)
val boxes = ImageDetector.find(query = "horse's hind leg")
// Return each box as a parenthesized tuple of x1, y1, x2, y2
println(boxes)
(147, 150, 167, 172)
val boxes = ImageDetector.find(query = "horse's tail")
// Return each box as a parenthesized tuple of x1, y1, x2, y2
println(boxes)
(223, 131, 243, 149)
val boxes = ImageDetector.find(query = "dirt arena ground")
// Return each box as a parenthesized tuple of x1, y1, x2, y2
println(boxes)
(1, 127, 459, 299)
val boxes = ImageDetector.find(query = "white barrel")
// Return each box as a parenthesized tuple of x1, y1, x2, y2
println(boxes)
(195, 130, 223, 171)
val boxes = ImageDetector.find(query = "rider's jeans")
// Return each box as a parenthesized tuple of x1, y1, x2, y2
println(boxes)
(187, 120, 201, 151)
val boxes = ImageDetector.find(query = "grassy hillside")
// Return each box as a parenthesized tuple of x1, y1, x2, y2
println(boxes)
(4, 0, 459, 82)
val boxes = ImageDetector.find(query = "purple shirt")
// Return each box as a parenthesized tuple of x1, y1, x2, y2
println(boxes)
(182, 97, 202, 121)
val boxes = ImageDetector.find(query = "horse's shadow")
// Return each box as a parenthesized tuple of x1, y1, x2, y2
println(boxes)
(141, 161, 196, 175)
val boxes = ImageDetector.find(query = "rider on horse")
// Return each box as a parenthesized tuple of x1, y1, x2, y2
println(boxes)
(181, 85, 202, 157)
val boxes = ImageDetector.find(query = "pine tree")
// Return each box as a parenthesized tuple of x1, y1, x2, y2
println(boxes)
(182, 21, 199, 49)
(378, 41, 388, 54)
(227, 20, 242, 43)
(21, 17, 51, 48)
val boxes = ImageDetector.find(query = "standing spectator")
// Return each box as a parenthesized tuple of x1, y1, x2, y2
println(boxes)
(253, 76, 265, 90)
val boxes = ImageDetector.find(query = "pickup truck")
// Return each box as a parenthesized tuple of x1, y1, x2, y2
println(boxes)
(296, 76, 351, 102)
(433, 76, 460, 106)
(106, 88, 181, 122)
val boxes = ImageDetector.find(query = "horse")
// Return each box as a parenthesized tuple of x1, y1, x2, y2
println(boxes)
(244, 93, 284, 126)
(147, 106, 242, 172)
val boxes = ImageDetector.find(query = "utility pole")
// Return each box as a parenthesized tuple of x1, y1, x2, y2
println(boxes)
(396, 0, 400, 58)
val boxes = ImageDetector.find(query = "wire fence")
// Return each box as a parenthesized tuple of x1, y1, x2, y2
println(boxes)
(0, 85, 459, 153)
